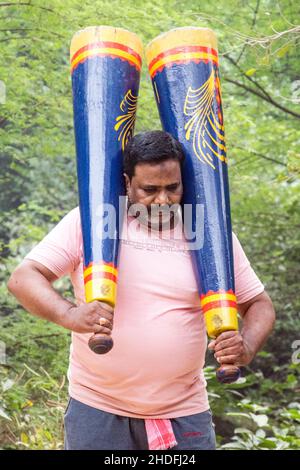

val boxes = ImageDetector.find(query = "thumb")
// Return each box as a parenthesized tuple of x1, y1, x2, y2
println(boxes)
(208, 340, 216, 351)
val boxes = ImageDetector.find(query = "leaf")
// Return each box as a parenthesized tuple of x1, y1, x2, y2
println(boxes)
(21, 400, 33, 409)
(234, 427, 253, 435)
(250, 413, 269, 427)
(276, 44, 290, 58)
(221, 441, 247, 450)
(21, 433, 29, 444)
(227, 412, 252, 419)
(44, 430, 53, 441)
(207, 392, 221, 398)
(245, 68, 257, 76)
(1, 379, 14, 392)
(256, 429, 266, 438)
(0, 407, 11, 421)
(286, 374, 297, 385)
(259, 439, 277, 449)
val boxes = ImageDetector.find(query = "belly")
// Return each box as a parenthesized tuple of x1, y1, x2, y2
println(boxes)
(72, 317, 207, 385)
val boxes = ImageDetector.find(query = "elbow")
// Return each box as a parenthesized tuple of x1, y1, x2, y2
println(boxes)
(264, 291, 276, 330)
(7, 268, 22, 296)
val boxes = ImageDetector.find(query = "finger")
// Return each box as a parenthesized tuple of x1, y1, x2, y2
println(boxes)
(93, 325, 112, 335)
(96, 301, 114, 313)
(93, 309, 114, 323)
(214, 336, 242, 352)
(90, 301, 114, 320)
(216, 355, 238, 364)
(208, 340, 216, 350)
(215, 346, 242, 359)
(99, 317, 113, 330)
(215, 331, 238, 344)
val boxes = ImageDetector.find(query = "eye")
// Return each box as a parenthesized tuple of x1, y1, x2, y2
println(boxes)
(167, 184, 179, 192)
(143, 187, 156, 193)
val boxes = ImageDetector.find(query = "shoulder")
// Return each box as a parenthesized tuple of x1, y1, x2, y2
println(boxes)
(63, 206, 80, 222)
(232, 231, 246, 257)
(59, 206, 81, 233)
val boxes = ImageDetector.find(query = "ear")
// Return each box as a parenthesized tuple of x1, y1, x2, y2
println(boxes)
(123, 173, 131, 195)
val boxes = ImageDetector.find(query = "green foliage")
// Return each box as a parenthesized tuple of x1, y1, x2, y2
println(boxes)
(0, 311, 69, 449)
(0, 0, 299, 450)
(204, 365, 300, 450)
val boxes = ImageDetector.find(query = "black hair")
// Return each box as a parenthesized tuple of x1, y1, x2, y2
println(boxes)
(123, 130, 185, 179)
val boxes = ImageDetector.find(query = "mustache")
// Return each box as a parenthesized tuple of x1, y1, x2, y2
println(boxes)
(127, 201, 182, 231)
(127, 202, 180, 217)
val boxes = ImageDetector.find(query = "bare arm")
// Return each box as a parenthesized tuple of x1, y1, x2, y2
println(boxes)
(7, 259, 113, 335)
(208, 290, 276, 366)
(238, 290, 275, 362)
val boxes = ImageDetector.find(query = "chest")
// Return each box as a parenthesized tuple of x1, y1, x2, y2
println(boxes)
(116, 236, 200, 310)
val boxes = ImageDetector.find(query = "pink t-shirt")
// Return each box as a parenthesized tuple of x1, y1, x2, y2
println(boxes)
(25, 207, 264, 419)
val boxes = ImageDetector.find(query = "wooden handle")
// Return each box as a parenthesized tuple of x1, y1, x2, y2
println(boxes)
(88, 334, 113, 354)
(216, 364, 241, 384)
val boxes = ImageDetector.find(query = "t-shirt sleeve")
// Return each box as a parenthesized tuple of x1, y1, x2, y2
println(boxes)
(24, 207, 82, 278)
(232, 232, 264, 304)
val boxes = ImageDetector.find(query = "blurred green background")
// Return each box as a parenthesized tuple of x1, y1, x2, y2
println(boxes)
(0, 0, 299, 450)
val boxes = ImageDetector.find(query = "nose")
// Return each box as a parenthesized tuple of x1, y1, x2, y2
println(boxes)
(153, 190, 170, 205)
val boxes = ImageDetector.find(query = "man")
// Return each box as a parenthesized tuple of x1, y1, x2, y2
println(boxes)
(8, 130, 275, 450)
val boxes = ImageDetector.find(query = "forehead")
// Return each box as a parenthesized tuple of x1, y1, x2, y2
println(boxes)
(133, 160, 181, 183)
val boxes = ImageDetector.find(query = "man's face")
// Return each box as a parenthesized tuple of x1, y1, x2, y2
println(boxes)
(124, 159, 183, 231)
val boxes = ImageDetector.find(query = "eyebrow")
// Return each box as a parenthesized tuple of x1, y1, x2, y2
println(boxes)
(142, 182, 180, 190)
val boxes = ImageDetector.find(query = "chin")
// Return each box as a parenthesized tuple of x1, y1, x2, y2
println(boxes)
(148, 215, 175, 231)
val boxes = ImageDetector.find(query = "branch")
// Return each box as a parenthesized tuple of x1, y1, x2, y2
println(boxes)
(0, 2, 60, 15)
(223, 76, 300, 119)
(236, 0, 260, 64)
(0, 28, 65, 38)
(224, 54, 273, 101)
(232, 145, 286, 167)
(0, 35, 40, 42)
(235, 219, 300, 229)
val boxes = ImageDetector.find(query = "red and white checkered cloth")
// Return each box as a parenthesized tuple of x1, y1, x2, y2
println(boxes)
(145, 418, 178, 450)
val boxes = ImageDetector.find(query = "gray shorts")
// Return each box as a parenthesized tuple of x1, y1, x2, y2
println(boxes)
(64, 398, 216, 450)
